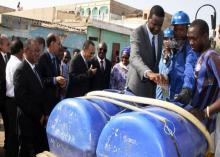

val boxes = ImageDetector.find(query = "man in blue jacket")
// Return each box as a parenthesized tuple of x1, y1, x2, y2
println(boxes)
(168, 11, 198, 105)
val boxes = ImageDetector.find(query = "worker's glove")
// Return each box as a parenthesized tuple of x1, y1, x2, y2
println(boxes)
(189, 108, 205, 121)
(174, 88, 192, 105)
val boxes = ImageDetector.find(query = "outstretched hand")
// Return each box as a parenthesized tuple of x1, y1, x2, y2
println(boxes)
(146, 71, 168, 85)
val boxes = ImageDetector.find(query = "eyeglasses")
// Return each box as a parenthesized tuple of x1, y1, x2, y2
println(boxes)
(99, 48, 107, 52)
(64, 56, 70, 59)
(53, 41, 61, 46)
(29, 48, 41, 53)
(90, 51, 95, 55)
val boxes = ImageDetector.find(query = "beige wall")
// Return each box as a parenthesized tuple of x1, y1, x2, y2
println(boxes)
(4, 7, 56, 22)
(0, 6, 15, 14)
(57, 11, 76, 20)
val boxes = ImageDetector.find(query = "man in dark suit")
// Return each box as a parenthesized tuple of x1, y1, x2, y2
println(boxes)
(5, 39, 23, 157)
(14, 39, 49, 157)
(90, 42, 111, 90)
(36, 33, 66, 116)
(0, 35, 10, 150)
(127, 5, 165, 98)
(66, 40, 97, 97)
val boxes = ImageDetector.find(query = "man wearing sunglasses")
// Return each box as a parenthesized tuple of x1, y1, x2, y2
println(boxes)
(66, 40, 97, 97)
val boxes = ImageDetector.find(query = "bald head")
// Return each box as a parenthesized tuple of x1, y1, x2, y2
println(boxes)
(98, 42, 107, 60)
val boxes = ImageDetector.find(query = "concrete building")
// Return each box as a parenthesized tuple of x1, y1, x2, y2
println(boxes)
(0, 0, 174, 61)
(0, 5, 15, 14)
(0, 13, 87, 51)
(87, 20, 132, 63)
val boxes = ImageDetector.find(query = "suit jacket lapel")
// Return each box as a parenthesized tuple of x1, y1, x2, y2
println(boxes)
(79, 54, 88, 70)
(157, 32, 163, 63)
(24, 60, 43, 89)
(0, 54, 6, 68)
(95, 57, 101, 71)
(142, 24, 151, 49)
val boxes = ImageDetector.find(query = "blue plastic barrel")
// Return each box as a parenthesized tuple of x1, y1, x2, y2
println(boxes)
(96, 107, 208, 157)
(46, 98, 122, 157)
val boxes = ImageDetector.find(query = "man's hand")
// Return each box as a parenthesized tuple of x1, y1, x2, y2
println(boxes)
(40, 115, 49, 127)
(44, 115, 49, 127)
(174, 88, 192, 105)
(89, 64, 97, 75)
(158, 74, 168, 86)
(56, 76, 66, 87)
(40, 115, 45, 126)
(145, 71, 168, 85)
(189, 108, 206, 121)
(145, 71, 159, 82)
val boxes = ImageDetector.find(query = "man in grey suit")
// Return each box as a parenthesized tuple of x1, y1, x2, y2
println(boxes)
(127, 5, 165, 98)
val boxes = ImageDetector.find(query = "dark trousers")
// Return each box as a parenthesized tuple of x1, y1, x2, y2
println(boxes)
(0, 99, 8, 149)
(5, 97, 19, 157)
(19, 131, 49, 157)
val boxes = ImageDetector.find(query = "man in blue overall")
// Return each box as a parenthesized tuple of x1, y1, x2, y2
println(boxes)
(168, 11, 198, 105)
(156, 27, 174, 100)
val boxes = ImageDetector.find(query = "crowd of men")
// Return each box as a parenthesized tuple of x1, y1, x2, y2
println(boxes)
(0, 4, 220, 157)
(0, 33, 115, 156)
(127, 5, 220, 157)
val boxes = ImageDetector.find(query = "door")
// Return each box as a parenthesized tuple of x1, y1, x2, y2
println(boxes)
(111, 43, 120, 66)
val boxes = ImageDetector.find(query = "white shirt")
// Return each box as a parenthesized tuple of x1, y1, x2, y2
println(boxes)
(97, 55, 106, 70)
(6, 55, 22, 97)
(146, 23, 158, 58)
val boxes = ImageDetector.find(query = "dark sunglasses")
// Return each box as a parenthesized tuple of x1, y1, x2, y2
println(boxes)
(99, 48, 107, 52)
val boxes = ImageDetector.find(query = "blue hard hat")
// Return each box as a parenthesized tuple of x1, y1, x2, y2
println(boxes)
(171, 11, 190, 25)
(163, 27, 174, 38)
(122, 47, 130, 55)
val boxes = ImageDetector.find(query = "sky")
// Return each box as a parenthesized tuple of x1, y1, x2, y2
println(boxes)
(0, 0, 220, 28)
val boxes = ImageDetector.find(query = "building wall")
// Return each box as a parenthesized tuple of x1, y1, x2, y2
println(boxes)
(62, 32, 86, 51)
(57, 11, 76, 20)
(0, 6, 15, 14)
(4, 7, 56, 22)
(0, 25, 86, 52)
(29, 27, 86, 51)
(87, 26, 130, 60)
(0, 27, 30, 39)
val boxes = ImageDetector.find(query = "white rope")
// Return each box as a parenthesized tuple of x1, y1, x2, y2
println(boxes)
(84, 95, 167, 123)
(86, 90, 212, 153)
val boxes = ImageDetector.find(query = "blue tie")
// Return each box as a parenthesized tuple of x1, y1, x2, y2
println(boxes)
(52, 57, 58, 75)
